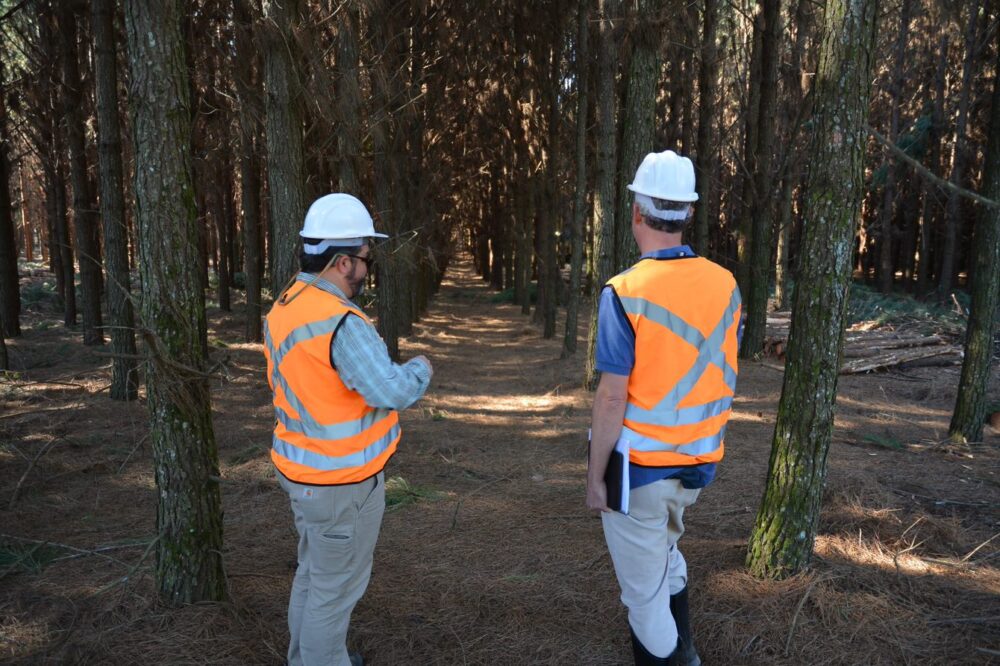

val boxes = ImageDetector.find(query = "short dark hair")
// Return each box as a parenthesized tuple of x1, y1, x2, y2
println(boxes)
(639, 198, 693, 234)
(299, 238, 358, 273)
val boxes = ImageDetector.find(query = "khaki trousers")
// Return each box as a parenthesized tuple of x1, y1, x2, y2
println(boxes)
(279, 471, 386, 666)
(601, 478, 700, 658)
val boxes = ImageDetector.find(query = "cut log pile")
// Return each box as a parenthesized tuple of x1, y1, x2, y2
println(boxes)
(763, 311, 964, 374)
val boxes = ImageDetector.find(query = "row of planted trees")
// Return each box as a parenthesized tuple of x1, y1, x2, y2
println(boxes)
(0, 0, 997, 600)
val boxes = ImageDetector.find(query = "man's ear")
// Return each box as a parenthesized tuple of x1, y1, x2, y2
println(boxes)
(632, 203, 642, 226)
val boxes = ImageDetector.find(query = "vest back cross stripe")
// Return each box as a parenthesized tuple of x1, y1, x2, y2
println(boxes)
(264, 278, 401, 485)
(607, 256, 741, 468)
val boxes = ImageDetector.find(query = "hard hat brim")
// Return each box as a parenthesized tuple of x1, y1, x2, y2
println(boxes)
(627, 183, 699, 203)
(298, 231, 390, 239)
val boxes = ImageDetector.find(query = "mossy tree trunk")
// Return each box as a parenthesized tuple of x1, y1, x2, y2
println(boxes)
(262, 0, 307, 295)
(746, 0, 879, 579)
(92, 0, 138, 400)
(124, 0, 226, 604)
(949, 49, 1000, 444)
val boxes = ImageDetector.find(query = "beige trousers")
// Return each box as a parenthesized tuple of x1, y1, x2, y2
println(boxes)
(601, 477, 701, 658)
(279, 471, 386, 666)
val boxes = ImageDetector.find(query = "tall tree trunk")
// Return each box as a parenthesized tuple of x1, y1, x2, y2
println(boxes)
(59, 2, 105, 346)
(124, 0, 225, 604)
(739, 0, 782, 359)
(938, 0, 978, 298)
(615, 0, 663, 270)
(585, 0, 620, 390)
(370, 0, 403, 360)
(693, 0, 720, 255)
(877, 0, 912, 294)
(0, 62, 21, 338)
(562, 0, 589, 358)
(746, 0, 879, 579)
(92, 0, 138, 400)
(233, 0, 263, 343)
(949, 52, 1000, 444)
(337, 1, 362, 195)
(916, 32, 947, 295)
(262, 0, 307, 295)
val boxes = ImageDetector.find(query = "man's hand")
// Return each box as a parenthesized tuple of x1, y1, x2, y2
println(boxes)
(586, 478, 610, 513)
(413, 355, 433, 379)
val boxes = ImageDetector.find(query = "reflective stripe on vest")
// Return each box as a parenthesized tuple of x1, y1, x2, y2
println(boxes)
(608, 257, 740, 466)
(264, 278, 400, 484)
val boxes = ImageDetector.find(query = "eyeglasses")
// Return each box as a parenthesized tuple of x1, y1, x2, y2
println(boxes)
(342, 253, 374, 270)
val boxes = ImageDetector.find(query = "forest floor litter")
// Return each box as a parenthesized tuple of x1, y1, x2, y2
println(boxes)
(1, 257, 998, 665)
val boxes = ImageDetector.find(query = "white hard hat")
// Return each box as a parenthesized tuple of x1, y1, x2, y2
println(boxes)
(299, 193, 388, 241)
(627, 150, 699, 203)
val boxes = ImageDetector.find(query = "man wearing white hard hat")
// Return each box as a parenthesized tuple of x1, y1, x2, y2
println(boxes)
(264, 193, 433, 666)
(587, 151, 741, 665)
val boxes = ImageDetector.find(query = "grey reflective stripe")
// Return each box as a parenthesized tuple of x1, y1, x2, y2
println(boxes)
(275, 403, 394, 440)
(265, 314, 346, 428)
(622, 424, 725, 456)
(620, 287, 741, 423)
(272, 422, 401, 472)
(625, 395, 732, 426)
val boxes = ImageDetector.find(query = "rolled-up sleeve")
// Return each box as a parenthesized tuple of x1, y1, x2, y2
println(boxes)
(331, 314, 431, 410)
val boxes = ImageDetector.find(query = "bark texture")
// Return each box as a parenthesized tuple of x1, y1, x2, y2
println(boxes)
(124, 0, 226, 604)
(562, 0, 589, 358)
(92, 0, 138, 399)
(746, 0, 879, 579)
(0, 62, 20, 338)
(262, 0, 307, 295)
(949, 51, 1000, 444)
(59, 3, 104, 345)
(585, 0, 620, 390)
(614, 0, 662, 270)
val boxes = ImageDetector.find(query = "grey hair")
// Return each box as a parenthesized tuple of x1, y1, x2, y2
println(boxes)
(638, 197, 693, 234)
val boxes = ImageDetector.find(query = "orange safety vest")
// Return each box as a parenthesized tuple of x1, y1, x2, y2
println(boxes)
(606, 256, 741, 468)
(263, 276, 400, 485)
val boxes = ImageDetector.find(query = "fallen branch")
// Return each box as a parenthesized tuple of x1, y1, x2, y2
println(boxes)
(840, 347, 958, 374)
(8, 437, 59, 509)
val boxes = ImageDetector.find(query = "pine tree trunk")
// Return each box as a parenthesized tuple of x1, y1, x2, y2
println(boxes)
(938, 0, 978, 298)
(746, 0, 879, 579)
(337, 2, 362, 195)
(693, 0, 719, 255)
(877, 0, 912, 294)
(949, 52, 1000, 444)
(739, 0, 782, 359)
(124, 0, 225, 604)
(916, 32, 947, 295)
(614, 0, 662, 271)
(262, 0, 307, 295)
(585, 0, 620, 390)
(0, 63, 21, 338)
(92, 0, 138, 400)
(233, 0, 263, 343)
(562, 0, 589, 358)
(371, 0, 402, 360)
(59, 3, 104, 346)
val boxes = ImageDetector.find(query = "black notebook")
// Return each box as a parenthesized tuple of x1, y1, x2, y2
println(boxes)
(603, 438, 630, 514)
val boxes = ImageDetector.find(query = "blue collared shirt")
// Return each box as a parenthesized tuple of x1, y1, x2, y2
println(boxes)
(594, 246, 720, 490)
(300, 273, 431, 411)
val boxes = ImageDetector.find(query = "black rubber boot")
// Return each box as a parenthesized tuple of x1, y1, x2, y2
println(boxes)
(630, 626, 673, 665)
(668, 587, 702, 666)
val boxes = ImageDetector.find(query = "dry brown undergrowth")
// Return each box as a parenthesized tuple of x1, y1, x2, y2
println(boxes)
(1, 258, 998, 665)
